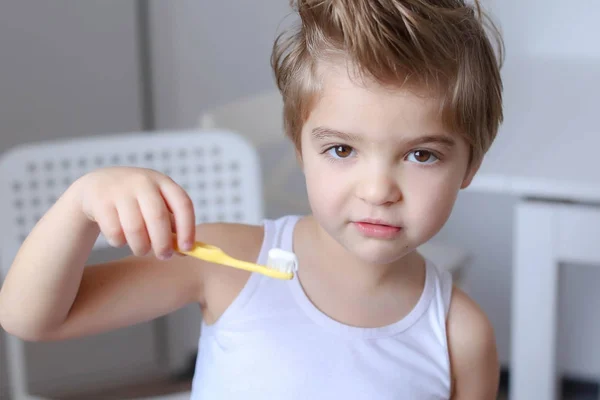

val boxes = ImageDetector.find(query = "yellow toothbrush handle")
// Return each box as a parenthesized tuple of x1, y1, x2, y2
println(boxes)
(176, 241, 293, 280)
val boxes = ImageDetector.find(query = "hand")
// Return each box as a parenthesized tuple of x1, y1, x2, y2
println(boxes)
(76, 167, 195, 259)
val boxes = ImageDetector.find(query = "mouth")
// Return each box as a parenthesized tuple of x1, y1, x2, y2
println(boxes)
(352, 219, 403, 239)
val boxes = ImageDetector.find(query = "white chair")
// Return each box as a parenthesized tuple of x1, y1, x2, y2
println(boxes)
(0, 129, 264, 399)
(199, 90, 470, 286)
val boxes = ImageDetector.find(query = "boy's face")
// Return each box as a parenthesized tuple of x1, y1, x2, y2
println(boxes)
(299, 66, 479, 265)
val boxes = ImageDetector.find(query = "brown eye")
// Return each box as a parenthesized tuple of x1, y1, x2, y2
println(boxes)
(414, 150, 431, 162)
(333, 145, 353, 158)
(409, 150, 438, 164)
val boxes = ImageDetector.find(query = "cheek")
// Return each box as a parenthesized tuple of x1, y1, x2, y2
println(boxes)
(403, 170, 462, 234)
(303, 158, 348, 214)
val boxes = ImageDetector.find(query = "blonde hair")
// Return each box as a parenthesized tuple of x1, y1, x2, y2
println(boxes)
(271, 0, 504, 163)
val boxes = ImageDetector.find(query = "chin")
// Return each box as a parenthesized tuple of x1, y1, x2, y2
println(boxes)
(345, 239, 415, 265)
(357, 253, 405, 266)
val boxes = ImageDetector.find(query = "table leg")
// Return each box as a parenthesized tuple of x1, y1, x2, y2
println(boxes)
(510, 201, 560, 400)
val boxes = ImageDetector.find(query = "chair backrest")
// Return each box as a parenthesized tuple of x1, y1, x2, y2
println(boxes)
(0, 128, 263, 399)
(0, 129, 263, 269)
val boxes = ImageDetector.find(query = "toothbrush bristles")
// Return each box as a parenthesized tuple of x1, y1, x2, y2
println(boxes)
(266, 248, 298, 274)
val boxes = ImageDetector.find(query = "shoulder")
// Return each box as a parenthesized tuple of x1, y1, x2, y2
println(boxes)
(446, 286, 499, 399)
(195, 221, 264, 256)
(193, 221, 265, 323)
(194, 221, 265, 282)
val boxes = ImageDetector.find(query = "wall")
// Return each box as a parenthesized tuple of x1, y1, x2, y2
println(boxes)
(0, 1, 162, 397)
(148, 0, 600, 381)
(149, 0, 293, 131)
(0, 1, 143, 151)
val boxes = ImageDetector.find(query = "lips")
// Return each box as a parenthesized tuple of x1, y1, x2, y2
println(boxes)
(353, 219, 402, 239)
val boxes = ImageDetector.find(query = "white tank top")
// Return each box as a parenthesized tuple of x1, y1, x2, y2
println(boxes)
(190, 215, 454, 399)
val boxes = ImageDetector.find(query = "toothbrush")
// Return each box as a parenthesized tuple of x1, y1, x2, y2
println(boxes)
(174, 241, 299, 280)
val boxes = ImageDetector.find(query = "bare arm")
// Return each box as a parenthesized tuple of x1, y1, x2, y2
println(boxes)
(28, 253, 204, 342)
(447, 287, 500, 400)
(0, 168, 200, 341)
(0, 179, 102, 340)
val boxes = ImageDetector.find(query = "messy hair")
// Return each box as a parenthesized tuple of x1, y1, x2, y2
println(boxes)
(271, 0, 504, 163)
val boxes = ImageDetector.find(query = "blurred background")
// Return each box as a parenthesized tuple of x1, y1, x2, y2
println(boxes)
(0, 1, 598, 399)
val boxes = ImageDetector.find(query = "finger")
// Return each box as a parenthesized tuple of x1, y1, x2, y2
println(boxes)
(137, 192, 174, 260)
(169, 212, 177, 233)
(168, 213, 187, 254)
(116, 197, 151, 257)
(159, 180, 196, 251)
(95, 203, 126, 247)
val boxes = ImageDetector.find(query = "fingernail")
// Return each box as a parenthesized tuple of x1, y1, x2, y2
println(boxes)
(161, 250, 173, 260)
(181, 241, 193, 251)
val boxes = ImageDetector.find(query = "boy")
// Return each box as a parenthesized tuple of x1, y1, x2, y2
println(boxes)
(0, 0, 503, 398)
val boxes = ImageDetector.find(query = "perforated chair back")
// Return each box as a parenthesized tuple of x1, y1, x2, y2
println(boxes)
(0, 129, 263, 399)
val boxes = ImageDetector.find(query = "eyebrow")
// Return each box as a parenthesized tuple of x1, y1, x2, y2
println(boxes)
(406, 134, 456, 148)
(311, 126, 456, 148)
(311, 127, 363, 143)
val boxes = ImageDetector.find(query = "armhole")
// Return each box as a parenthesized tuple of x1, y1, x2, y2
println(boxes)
(256, 219, 275, 265)
(440, 269, 454, 319)
(202, 219, 273, 330)
(437, 267, 455, 398)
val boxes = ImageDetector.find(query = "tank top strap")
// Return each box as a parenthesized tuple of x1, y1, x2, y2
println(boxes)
(277, 215, 302, 251)
(438, 266, 454, 317)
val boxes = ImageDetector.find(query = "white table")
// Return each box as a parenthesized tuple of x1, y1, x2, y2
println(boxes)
(466, 58, 600, 400)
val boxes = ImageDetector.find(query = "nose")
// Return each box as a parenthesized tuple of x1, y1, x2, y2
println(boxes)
(356, 168, 402, 206)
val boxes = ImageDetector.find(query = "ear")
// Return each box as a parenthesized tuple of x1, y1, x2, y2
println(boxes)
(460, 157, 482, 189)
